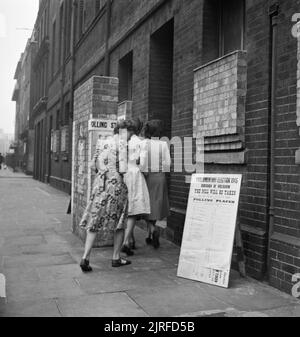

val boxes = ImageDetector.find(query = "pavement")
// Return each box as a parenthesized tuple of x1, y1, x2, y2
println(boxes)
(0, 168, 300, 317)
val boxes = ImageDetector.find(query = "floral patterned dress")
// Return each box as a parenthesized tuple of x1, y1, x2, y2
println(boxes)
(79, 135, 128, 234)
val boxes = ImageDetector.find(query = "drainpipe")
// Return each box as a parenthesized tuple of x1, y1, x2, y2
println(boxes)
(267, 3, 279, 276)
(70, 0, 77, 118)
(59, 2, 67, 186)
(68, 0, 77, 195)
(104, 0, 112, 76)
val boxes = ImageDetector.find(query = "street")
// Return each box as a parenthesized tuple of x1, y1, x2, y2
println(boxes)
(0, 169, 300, 317)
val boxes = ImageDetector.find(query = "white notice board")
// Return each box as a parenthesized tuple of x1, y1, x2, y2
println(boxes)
(177, 174, 242, 288)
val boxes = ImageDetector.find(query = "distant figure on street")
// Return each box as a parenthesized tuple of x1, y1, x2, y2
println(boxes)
(142, 120, 171, 249)
(0, 153, 3, 170)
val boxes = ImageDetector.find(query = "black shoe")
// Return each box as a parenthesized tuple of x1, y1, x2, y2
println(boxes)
(112, 258, 132, 268)
(121, 245, 134, 256)
(80, 259, 93, 273)
(145, 237, 153, 245)
(152, 231, 160, 249)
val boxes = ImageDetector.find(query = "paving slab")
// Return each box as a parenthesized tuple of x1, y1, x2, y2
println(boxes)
(6, 277, 84, 302)
(75, 269, 179, 295)
(57, 293, 148, 317)
(126, 285, 231, 317)
(3, 266, 40, 283)
(253, 305, 300, 317)
(194, 277, 299, 312)
(36, 264, 83, 280)
(19, 243, 72, 255)
(2, 235, 46, 247)
(0, 299, 61, 317)
(3, 253, 76, 269)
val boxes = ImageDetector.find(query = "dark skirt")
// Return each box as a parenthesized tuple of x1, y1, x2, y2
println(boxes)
(145, 173, 170, 221)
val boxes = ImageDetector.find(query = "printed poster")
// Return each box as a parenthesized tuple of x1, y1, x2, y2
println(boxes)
(177, 174, 242, 288)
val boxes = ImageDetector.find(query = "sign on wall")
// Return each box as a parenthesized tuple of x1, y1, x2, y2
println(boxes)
(117, 101, 132, 121)
(177, 174, 242, 288)
(60, 126, 69, 152)
(52, 130, 60, 153)
(88, 119, 117, 132)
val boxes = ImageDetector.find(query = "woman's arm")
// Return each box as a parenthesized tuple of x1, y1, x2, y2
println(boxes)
(139, 140, 149, 173)
(128, 136, 141, 164)
(162, 141, 171, 173)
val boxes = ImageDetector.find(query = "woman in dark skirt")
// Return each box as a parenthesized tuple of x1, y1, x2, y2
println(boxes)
(141, 120, 171, 249)
(79, 121, 134, 271)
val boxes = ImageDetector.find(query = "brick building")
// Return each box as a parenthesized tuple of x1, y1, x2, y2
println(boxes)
(11, 39, 35, 174)
(22, 0, 300, 295)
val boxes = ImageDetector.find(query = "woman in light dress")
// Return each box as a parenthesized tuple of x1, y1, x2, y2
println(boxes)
(121, 118, 151, 256)
(79, 121, 135, 271)
(142, 120, 171, 249)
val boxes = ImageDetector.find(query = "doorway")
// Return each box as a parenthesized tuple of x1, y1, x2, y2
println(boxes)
(149, 19, 174, 139)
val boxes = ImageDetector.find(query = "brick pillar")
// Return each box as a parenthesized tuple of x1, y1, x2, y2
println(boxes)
(72, 76, 119, 247)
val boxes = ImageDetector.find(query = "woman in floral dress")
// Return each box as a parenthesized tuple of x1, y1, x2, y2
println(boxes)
(79, 122, 133, 271)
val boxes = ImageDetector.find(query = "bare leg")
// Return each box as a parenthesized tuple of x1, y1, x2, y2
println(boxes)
(82, 231, 97, 260)
(149, 220, 157, 235)
(129, 229, 136, 249)
(123, 216, 136, 247)
(151, 221, 160, 249)
(113, 229, 125, 260)
(146, 220, 156, 244)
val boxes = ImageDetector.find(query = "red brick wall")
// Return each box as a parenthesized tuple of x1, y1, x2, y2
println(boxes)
(239, 0, 271, 279)
(268, 0, 300, 294)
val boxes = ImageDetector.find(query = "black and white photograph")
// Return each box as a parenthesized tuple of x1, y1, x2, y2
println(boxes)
(0, 0, 300, 323)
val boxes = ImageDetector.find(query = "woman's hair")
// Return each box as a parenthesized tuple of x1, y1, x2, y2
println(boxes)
(133, 118, 143, 135)
(144, 119, 164, 139)
(117, 117, 143, 135)
(118, 119, 137, 133)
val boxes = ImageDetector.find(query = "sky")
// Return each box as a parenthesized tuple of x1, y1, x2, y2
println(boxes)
(0, 0, 39, 135)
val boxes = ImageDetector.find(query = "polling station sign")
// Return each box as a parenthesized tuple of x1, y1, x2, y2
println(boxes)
(88, 119, 117, 132)
(177, 174, 242, 288)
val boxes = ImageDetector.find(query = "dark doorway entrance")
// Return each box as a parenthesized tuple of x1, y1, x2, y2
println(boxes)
(149, 19, 174, 139)
(47, 116, 53, 183)
(119, 51, 133, 103)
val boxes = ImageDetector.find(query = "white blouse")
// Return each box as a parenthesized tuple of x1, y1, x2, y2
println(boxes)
(140, 139, 171, 173)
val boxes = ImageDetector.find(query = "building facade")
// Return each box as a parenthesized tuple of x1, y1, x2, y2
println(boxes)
(19, 0, 300, 295)
(12, 39, 35, 174)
